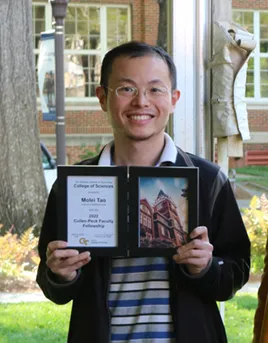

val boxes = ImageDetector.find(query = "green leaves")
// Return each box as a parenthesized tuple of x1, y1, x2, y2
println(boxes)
(242, 194, 268, 273)
(0, 225, 39, 278)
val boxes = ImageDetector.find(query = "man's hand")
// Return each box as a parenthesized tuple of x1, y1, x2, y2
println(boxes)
(173, 226, 213, 275)
(46, 241, 91, 282)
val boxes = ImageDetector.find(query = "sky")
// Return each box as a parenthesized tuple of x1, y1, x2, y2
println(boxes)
(139, 177, 188, 231)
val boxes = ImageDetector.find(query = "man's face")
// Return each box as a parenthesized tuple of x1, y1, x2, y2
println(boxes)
(96, 55, 180, 142)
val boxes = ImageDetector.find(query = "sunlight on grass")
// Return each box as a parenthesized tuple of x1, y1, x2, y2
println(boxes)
(236, 166, 268, 178)
(236, 178, 268, 189)
(225, 293, 257, 343)
(235, 166, 268, 190)
(0, 293, 257, 343)
(0, 302, 71, 343)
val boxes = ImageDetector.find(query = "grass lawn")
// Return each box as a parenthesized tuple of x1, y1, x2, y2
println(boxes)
(0, 301, 71, 343)
(0, 292, 257, 343)
(236, 178, 268, 189)
(235, 166, 268, 190)
(236, 166, 268, 177)
(224, 293, 257, 342)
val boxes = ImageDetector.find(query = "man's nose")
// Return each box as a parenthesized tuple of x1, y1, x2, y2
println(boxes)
(131, 89, 150, 106)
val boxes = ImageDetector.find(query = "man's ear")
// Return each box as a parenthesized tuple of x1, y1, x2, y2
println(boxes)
(96, 86, 108, 112)
(171, 90, 180, 112)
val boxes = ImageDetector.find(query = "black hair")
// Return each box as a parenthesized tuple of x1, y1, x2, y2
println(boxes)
(100, 41, 177, 91)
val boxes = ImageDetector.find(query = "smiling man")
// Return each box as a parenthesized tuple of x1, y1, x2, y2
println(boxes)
(37, 41, 250, 343)
(96, 54, 179, 160)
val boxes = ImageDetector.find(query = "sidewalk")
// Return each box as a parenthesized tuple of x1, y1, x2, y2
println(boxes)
(0, 281, 260, 303)
(0, 291, 48, 303)
(239, 281, 260, 294)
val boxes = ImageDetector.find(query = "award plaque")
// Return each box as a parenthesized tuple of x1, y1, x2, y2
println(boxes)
(57, 165, 198, 257)
(57, 165, 128, 256)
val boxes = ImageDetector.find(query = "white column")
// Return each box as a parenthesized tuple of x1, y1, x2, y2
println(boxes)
(172, 0, 196, 154)
(171, 0, 212, 158)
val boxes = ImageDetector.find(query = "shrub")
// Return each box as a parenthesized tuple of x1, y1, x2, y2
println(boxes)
(78, 143, 102, 161)
(242, 194, 268, 274)
(0, 224, 40, 277)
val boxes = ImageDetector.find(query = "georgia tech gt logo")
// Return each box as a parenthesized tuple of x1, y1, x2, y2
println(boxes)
(79, 237, 89, 246)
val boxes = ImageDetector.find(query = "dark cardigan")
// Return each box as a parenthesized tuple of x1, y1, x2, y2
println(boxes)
(37, 149, 250, 343)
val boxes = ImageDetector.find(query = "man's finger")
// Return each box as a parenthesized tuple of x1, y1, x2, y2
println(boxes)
(46, 248, 79, 261)
(189, 226, 208, 241)
(54, 251, 90, 268)
(176, 238, 209, 255)
(53, 249, 80, 259)
(47, 250, 90, 269)
(47, 240, 68, 251)
(50, 254, 91, 277)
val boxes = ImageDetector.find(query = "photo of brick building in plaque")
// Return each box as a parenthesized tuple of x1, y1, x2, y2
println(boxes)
(140, 189, 188, 249)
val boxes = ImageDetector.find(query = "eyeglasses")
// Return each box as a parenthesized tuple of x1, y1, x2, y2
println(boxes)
(104, 85, 171, 99)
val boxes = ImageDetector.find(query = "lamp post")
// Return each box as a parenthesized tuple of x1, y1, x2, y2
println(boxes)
(50, 0, 68, 165)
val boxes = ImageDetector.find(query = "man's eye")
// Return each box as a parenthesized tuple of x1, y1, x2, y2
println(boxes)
(121, 86, 135, 93)
(150, 87, 165, 93)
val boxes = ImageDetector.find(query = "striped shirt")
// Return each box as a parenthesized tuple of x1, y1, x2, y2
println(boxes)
(100, 133, 178, 342)
(108, 257, 175, 343)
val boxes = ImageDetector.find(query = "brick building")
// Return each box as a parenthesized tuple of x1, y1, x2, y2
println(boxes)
(33, 0, 268, 165)
(232, 0, 268, 166)
(33, 0, 160, 164)
(140, 190, 187, 248)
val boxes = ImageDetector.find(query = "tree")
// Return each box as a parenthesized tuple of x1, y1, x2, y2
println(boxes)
(0, 1, 47, 235)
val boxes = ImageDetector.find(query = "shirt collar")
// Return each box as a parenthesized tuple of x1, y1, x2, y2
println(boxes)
(97, 132, 177, 166)
(98, 141, 114, 166)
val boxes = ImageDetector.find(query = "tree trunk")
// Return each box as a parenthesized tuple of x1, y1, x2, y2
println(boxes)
(0, 1, 47, 235)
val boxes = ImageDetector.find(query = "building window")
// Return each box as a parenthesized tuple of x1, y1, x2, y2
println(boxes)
(141, 204, 150, 214)
(157, 203, 162, 210)
(143, 216, 147, 226)
(140, 214, 148, 227)
(232, 10, 268, 100)
(32, 3, 131, 101)
(32, 5, 46, 50)
(161, 226, 170, 239)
